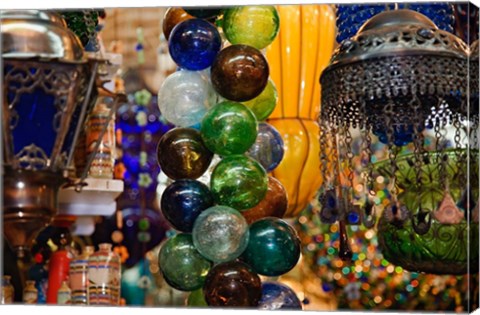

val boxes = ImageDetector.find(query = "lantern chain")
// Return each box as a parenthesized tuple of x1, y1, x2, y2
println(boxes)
(411, 97, 425, 214)
(453, 114, 466, 187)
(384, 100, 399, 199)
(434, 120, 447, 192)
(319, 120, 330, 191)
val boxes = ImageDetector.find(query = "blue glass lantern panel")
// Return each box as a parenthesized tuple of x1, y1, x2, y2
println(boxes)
(4, 62, 85, 170)
(8, 86, 58, 169)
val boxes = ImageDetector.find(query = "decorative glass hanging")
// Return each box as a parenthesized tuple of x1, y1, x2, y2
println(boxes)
(318, 9, 478, 275)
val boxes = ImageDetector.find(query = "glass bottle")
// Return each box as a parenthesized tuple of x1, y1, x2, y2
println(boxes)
(1, 275, 14, 304)
(23, 280, 38, 304)
(86, 100, 116, 179)
(57, 281, 71, 305)
(88, 243, 121, 305)
(69, 246, 95, 305)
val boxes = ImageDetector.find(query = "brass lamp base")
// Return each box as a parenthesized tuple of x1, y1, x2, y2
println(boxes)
(3, 168, 66, 258)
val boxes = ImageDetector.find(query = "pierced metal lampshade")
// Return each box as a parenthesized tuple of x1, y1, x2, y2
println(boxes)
(1, 10, 99, 257)
(318, 9, 478, 275)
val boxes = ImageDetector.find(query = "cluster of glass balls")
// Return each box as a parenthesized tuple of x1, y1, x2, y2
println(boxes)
(156, 6, 302, 309)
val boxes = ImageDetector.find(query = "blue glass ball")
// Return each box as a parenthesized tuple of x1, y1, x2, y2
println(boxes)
(161, 179, 214, 232)
(169, 19, 222, 71)
(246, 122, 284, 172)
(258, 282, 302, 310)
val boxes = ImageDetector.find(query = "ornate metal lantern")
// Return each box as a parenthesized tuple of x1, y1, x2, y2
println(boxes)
(1, 10, 101, 257)
(318, 9, 478, 275)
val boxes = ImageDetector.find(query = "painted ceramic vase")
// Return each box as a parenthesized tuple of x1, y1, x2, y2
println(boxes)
(23, 280, 38, 304)
(57, 281, 72, 305)
(88, 243, 121, 305)
(1, 276, 14, 304)
(69, 246, 95, 305)
(86, 101, 115, 179)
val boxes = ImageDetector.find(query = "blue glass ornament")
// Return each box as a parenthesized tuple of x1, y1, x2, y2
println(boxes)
(161, 179, 214, 232)
(169, 19, 222, 71)
(258, 282, 302, 310)
(246, 122, 284, 172)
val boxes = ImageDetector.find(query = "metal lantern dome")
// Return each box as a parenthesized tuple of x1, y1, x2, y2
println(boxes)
(318, 9, 478, 275)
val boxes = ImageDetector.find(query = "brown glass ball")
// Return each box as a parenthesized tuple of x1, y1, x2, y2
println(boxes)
(203, 260, 262, 307)
(163, 7, 193, 40)
(157, 127, 213, 180)
(241, 176, 288, 224)
(211, 44, 269, 102)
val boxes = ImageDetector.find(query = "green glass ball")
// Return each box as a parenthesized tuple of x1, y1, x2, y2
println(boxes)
(241, 218, 301, 276)
(223, 6, 280, 50)
(159, 234, 211, 291)
(210, 155, 268, 210)
(201, 101, 258, 156)
(242, 79, 278, 121)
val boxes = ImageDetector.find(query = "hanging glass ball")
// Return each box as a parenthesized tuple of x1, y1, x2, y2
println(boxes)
(241, 176, 288, 224)
(203, 261, 262, 307)
(246, 122, 284, 172)
(241, 218, 301, 276)
(169, 19, 222, 71)
(258, 282, 303, 310)
(222, 6, 280, 50)
(158, 233, 211, 291)
(192, 205, 249, 263)
(211, 44, 269, 102)
(161, 179, 214, 233)
(210, 155, 268, 210)
(242, 79, 278, 121)
(200, 101, 258, 156)
(158, 70, 216, 127)
(156, 128, 213, 180)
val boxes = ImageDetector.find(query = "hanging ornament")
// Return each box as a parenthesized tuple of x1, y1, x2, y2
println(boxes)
(168, 19, 222, 71)
(319, 9, 478, 275)
(158, 234, 211, 292)
(156, 7, 302, 309)
(222, 6, 280, 50)
(200, 101, 258, 156)
(203, 261, 262, 307)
